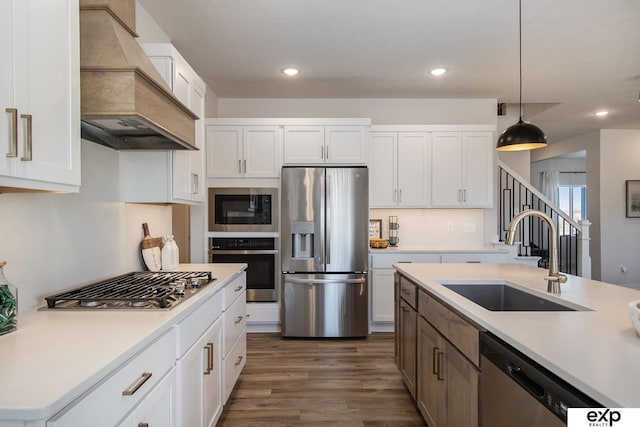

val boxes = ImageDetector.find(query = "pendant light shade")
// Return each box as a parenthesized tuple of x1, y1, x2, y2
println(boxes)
(496, 0, 547, 152)
(496, 119, 547, 151)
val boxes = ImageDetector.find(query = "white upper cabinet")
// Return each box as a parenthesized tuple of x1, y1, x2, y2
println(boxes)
(0, 0, 80, 192)
(121, 43, 205, 204)
(205, 124, 282, 178)
(283, 124, 368, 165)
(431, 131, 494, 208)
(369, 130, 430, 207)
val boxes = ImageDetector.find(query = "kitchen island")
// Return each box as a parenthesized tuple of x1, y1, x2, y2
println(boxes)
(0, 263, 247, 426)
(395, 262, 640, 408)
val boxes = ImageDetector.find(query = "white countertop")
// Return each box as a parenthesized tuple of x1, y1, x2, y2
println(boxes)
(394, 263, 640, 408)
(369, 245, 507, 254)
(0, 263, 246, 422)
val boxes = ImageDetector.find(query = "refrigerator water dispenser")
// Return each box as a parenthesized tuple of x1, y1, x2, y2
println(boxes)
(291, 221, 315, 258)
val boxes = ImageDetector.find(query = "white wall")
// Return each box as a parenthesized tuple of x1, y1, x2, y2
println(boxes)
(599, 130, 640, 287)
(370, 209, 486, 247)
(530, 157, 586, 192)
(217, 98, 497, 125)
(0, 141, 172, 311)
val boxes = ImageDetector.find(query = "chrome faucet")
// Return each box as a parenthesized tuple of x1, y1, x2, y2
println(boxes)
(505, 209, 567, 294)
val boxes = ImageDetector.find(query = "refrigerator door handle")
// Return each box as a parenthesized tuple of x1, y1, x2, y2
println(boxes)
(319, 172, 326, 268)
(325, 173, 331, 266)
(286, 277, 367, 285)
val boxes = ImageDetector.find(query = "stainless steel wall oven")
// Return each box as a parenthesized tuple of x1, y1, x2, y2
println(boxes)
(209, 237, 279, 302)
(208, 187, 278, 233)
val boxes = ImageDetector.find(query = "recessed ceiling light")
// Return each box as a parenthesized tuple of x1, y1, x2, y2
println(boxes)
(595, 111, 609, 117)
(282, 68, 299, 76)
(430, 68, 447, 76)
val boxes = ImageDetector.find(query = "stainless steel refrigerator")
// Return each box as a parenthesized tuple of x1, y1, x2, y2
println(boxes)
(281, 166, 369, 338)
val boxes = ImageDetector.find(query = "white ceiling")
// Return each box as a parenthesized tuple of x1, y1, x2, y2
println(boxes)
(138, 0, 640, 143)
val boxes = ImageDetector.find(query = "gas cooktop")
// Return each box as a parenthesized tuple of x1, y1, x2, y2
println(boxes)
(44, 271, 215, 310)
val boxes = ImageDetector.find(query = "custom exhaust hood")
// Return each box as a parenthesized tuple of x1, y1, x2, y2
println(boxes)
(80, 0, 198, 150)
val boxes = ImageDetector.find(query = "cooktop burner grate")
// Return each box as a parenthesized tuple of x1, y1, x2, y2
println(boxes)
(44, 271, 214, 310)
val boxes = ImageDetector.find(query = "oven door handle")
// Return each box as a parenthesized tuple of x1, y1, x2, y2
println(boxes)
(210, 250, 279, 255)
(286, 277, 367, 285)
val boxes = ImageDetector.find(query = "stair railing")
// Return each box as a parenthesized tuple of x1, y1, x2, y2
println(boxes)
(497, 159, 591, 278)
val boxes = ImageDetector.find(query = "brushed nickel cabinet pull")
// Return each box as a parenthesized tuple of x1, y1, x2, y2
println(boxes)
(432, 347, 440, 375)
(234, 285, 243, 292)
(234, 315, 243, 324)
(463, 189, 467, 202)
(398, 189, 402, 203)
(138, 423, 149, 427)
(122, 372, 152, 396)
(191, 173, 198, 194)
(234, 355, 244, 366)
(243, 159, 247, 173)
(320, 144, 324, 159)
(204, 342, 213, 375)
(5, 108, 17, 157)
(238, 159, 242, 174)
(325, 145, 329, 160)
(20, 114, 32, 161)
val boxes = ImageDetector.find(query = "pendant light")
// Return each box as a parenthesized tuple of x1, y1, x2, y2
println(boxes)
(496, 0, 547, 151)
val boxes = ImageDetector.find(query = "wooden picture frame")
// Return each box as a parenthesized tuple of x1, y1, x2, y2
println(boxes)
(369, 219, 382, 238)
(626, 180, 640, 217)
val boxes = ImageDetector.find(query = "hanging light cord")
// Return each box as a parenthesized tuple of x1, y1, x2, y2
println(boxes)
(518, 0, 523, 121)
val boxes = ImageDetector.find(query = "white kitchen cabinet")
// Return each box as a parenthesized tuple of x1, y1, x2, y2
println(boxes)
(283, 125, 368, 165)
(369, 131, 430, 207)
(370, 253, 440, 332)
(175, 288, 224, 427)
(222, 272, 247, 403)
(0, 0, 80, 193)
(431, 131, 494, 208)
(121, 43, 206, 204)
(118, 368, 177, 427)
(178, 318, 222, 427)
(205, 125, 282, 178)
(47, 329, 177, 427)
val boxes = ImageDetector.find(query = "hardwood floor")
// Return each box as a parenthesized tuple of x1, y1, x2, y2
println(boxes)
(218, 333, 425, 426)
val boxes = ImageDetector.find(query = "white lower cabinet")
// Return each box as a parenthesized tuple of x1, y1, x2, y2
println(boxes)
(47, 329, 177, 427)
(177, 318, 222, 427)
(370, 253, 441, 332)
(118, 368, 177, 427)
(222, 273, 247, 403)
(46, 272, 248, 427)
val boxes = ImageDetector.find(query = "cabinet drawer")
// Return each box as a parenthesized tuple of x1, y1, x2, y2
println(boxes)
(399, 276, 417, 310)
(371, 253, 441, 269)
(48, 329, 176, 427)
(223, 329, 247, 403)
(223, 273, 246, 310)
(223, 292, 247, 356)
(418, 289, 480, 367)
(176, 290, 223, 357)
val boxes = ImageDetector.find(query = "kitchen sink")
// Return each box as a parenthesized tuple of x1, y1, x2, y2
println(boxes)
(439, 281, 587, 312)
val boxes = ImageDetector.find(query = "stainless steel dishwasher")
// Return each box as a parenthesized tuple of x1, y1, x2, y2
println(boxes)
(480, 332, 601, 426)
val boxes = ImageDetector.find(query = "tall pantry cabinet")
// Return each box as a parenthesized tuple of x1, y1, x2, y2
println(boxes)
(1, 0, 80, 193)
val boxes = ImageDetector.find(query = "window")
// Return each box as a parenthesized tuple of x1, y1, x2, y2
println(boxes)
(558, 185, 586, 234)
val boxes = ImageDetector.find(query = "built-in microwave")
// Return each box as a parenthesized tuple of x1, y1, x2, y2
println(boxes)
(208, 187, 278, 232)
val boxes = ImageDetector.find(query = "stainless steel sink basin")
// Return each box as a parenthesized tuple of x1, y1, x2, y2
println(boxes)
(440, 281, 587, 312)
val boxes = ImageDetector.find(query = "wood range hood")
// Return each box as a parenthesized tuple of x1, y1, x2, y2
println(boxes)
(80, 0, 198, 150)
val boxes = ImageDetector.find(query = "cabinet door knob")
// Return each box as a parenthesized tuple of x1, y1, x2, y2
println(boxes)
(5, 108, 18, 157)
